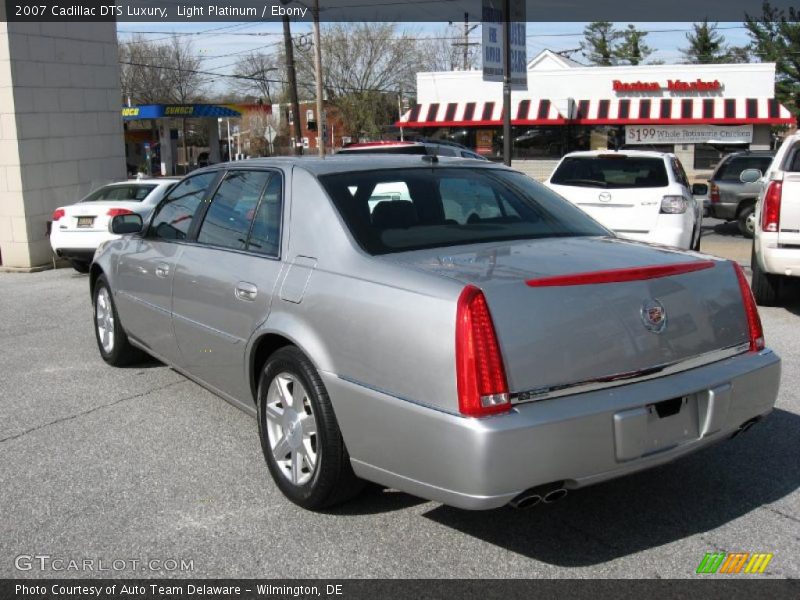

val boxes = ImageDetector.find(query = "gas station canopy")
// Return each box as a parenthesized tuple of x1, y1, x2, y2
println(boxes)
(121, 103, 271, 121)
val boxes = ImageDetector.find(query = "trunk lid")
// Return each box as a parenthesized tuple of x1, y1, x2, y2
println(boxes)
(381, 237, 749, 395)
(58, 201, 149, 233)
(547, 183, 665, 235)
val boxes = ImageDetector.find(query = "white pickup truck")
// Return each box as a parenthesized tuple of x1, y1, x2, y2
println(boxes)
(748, 132, 800, 305)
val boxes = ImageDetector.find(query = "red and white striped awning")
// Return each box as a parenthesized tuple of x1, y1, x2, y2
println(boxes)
(571, 97, 794, 125)
(398, 97, 795, 127)
(398, 100, 567, 127)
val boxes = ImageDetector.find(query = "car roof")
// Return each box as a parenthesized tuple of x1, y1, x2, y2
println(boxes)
(193, 155, 510, 176)
(562, 150, 671, 159)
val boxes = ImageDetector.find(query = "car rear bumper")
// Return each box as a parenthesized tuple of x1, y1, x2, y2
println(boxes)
(710, 202, 737, 220)
(324, 349, 780, 510)
(50, 229, 119, 259)
(616, 224, 691, 249)
(755, 235, 800, 277)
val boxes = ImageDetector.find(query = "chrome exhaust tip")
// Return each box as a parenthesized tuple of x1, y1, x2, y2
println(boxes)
(543, 488, 568, 504)
(509, 494, 542, 509)
(732, 416, 761, 438)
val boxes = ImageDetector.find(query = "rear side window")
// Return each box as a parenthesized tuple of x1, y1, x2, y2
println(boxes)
(551, 156, 669, 188)
(197, 170, 272, 250)
(82, 184, 156, 202)
(716, 156, 774, 181)
(149, 173, 216, 240)
(319, 167, 609, 255)
(246, 175, 283, 256)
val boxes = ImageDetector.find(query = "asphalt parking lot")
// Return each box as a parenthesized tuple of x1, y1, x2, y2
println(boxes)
(1, 220, 798, 579)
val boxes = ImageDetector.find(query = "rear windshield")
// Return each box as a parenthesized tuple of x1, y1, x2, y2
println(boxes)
(715, 155, 773, 181)
(550, 156, 669, 188)
(81, 184, 157, 202)
(338, 146, 427, 155)
(319, 167, 610, 255)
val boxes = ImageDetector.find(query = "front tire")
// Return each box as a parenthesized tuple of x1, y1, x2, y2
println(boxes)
(738, 205, 756, 239)
(257, 346, 363, 510)
(93, 275, 145, 366)
(751, 247, 781, 306)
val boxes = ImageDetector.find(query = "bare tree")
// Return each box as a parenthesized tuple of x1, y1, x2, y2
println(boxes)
(118, 35, 206, 104)
(419, 24, 479, 72)
(233, 51, 282, 104)
(294, 23, 426, 138)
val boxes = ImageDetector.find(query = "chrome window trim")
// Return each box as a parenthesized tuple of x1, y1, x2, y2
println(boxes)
(511, 343, 757, 405)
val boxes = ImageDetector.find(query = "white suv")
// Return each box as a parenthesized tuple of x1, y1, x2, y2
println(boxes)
(749, 133, 800, 305)
(546, 150, 701, 250)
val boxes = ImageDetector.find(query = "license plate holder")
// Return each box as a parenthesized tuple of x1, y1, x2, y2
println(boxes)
(614, 395, 700, 462)
(77, 216, 95, 228)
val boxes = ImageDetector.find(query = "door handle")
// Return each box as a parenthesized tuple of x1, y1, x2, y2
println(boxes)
(235, 282, 258, 301)
(155, 262, 169, 278)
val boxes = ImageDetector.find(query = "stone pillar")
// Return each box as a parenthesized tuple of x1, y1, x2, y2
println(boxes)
(0, 21, 126, 269)
(158, 120, 174, 176)
(208, 119, 221, 163)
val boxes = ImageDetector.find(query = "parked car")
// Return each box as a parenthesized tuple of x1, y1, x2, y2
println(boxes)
(748, 136, 800, 304)
(50, 179, 179, 272)
(90, 156, 779, 511)
(708, 150, 775, 238)
(338, 140, 488, 160)
(545, 150, 702, 250)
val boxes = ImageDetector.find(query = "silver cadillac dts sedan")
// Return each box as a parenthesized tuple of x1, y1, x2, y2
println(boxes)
(90, 156, 781, 511)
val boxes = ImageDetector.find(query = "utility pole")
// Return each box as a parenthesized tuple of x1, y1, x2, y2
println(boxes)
(502, 0, 512, 167)
(282, 15, 303, 156)
(312, 0, 325, 157)
(453, 12, 479, 71)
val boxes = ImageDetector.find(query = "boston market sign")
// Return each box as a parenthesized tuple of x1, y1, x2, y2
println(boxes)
(613, 79, 723, 93)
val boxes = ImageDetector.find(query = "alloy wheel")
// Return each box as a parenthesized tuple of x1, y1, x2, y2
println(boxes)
(95, 287, 115, 354)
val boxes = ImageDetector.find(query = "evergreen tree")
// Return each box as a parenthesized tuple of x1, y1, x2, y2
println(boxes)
(746, 1, 800, 120)
(580, 22, 622, 66)
(682, 20, 727, 63)
(614, 25, 653, 65)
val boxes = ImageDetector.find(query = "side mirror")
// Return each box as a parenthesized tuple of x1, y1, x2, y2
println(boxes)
(109, 213, 143, 234)
(691, 183, 709, 196)
(740, 168, 762, 184)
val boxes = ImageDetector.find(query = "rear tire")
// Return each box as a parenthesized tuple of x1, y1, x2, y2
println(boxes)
(751, 247, 781, 306)
(93, 275, 145, 366)
(69, 259, 90, 273)
(738, 205, 756, 239)
(691, 225, 701, 251)
(257, 346, 364, 510)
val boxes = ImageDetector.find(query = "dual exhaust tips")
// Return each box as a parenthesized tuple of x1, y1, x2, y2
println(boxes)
(509, 482, 568, 509)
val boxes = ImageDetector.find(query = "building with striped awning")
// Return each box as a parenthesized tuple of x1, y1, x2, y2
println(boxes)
(397, 50, 795, 177)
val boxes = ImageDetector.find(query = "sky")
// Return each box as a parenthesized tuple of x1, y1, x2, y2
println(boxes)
(115, 21, 754, 95)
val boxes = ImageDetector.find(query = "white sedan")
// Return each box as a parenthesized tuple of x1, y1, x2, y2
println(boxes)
(50, 178, 179, 272)
(545, 150, 702, 250)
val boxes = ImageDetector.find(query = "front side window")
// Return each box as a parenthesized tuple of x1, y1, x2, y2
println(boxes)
(197, 170, 272, 251)
(320, 167, 609, 255)
(246, 174, 283, 256)
(551, 156, 669, 188)
(149, 172, 217, 240)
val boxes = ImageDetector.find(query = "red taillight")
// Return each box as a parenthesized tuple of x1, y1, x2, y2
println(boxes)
(710, 183, 720, 203)
(761, 181, 782, 233)
(107, 208, 134, 217)
(51, 208, 65, 221)
(732, 262, 765, 352)
(455, 285, 510, 417)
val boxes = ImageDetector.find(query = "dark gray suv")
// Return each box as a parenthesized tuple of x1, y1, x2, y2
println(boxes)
(708, 151, 774, 238)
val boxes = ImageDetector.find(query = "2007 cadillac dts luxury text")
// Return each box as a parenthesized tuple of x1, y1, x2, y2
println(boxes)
(89, 156, 781, 510)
